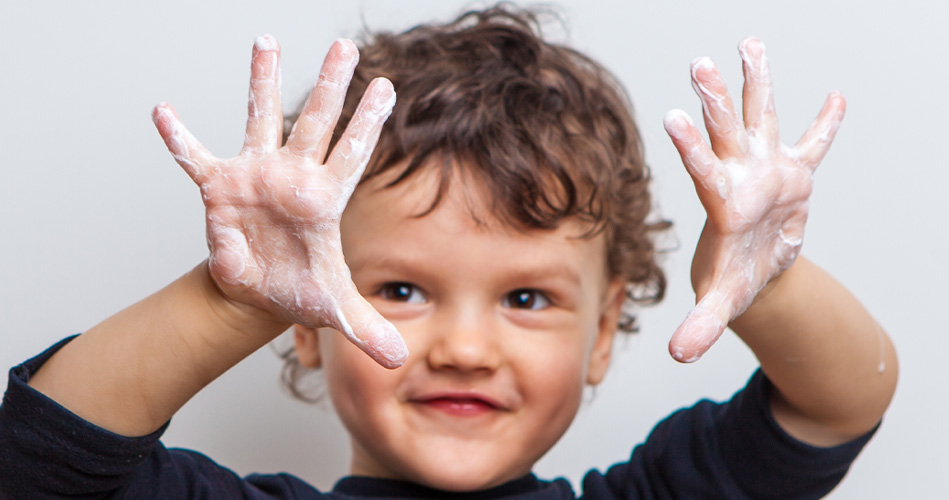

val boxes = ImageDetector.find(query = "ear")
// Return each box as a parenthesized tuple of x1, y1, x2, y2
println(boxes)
(586, 279, 626, 386)
(293, 325, 322, 369)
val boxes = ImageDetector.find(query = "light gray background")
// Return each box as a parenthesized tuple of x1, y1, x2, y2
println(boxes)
(1, 1, 945, 498)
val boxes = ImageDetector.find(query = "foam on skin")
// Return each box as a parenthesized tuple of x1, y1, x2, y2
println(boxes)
(152, 37, 408, 368)
(664, 37, 848, 364)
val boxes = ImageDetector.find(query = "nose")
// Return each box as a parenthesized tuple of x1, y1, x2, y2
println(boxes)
(425, 301, 502, 373)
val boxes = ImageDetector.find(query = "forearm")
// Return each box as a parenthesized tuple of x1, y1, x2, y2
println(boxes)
(731, 256, 898, 446)
(27, 262, 290, 437)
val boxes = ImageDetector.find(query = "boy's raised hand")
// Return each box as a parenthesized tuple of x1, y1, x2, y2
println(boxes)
(152, 36, 408, 368)
(663, 37, 846, 363)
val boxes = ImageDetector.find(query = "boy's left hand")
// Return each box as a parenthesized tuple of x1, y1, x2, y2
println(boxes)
(663, 37, 846, 363)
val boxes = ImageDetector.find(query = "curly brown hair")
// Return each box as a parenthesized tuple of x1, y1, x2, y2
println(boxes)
(280, 3, 670, 401)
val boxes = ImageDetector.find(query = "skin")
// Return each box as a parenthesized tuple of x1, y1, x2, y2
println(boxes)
(294, 166, 625, 491)
(153, 36, 407, 368)
(28, 36, 406, 436)
(666, 38, 847, 363)
(26, 34, 897, 492)
(665, 38, 897, 444)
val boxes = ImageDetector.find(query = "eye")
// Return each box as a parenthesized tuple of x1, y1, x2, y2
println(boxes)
(503, 289, 550, 311)
(379, 282, 426, 304)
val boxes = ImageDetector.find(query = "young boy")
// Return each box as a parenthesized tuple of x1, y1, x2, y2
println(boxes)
(0, 5, 896, 499)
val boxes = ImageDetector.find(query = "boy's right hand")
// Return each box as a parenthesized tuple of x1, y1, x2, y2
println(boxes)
(152, 36, 407, 368)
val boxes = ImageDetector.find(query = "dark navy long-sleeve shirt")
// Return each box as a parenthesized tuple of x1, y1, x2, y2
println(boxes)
(0, 336, 876, 499)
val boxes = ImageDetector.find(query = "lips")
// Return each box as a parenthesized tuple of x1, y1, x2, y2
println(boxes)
(410, 392, 506, 416)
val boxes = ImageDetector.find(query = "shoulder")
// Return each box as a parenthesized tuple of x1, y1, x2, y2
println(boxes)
(578, 370, 875, 499)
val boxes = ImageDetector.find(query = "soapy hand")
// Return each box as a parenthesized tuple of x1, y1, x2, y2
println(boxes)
(663, 37, 845, 363)
(152, 36, 407, 368)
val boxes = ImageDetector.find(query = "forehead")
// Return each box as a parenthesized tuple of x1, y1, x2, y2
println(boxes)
(341, 163, 610, 288)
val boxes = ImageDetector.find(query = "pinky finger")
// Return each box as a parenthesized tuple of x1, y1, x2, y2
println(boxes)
(152, 103, 216, 183)
(792, 92, 846, 171)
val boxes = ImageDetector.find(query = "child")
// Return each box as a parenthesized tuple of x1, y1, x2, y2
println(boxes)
(0, 5, 897, 499)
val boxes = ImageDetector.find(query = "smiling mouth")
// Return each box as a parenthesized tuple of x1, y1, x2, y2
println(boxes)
(413, 395, 504, 416)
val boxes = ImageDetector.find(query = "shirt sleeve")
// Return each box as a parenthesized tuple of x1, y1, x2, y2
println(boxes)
(579, 370, 879, 500)
(0, 336, 321, 500)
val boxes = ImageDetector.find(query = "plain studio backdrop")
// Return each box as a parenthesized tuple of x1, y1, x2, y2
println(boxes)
(1, 1, 945, 498)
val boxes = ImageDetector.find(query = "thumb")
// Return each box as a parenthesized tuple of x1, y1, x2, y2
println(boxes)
(329, 287, 408, 369)
(668, 290, 733, 363)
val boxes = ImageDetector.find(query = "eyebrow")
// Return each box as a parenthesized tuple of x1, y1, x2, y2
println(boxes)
(347, 252, 440, 281)
(502, 262, 582, 288)
(348, 251, 583, 288)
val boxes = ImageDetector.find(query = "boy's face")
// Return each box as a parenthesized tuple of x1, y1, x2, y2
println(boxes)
(295, 163, 625, 492)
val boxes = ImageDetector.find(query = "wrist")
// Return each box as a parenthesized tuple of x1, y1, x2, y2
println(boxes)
(26, 262, 293, 437)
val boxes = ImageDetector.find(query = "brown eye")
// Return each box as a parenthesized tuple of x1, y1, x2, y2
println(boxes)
(380, 282, 426, 304)
(503, 289, 550, 310)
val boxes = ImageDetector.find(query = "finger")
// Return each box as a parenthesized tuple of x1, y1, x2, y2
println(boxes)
(327, 77, 396, 196)
(668, 289, 734, 363)
(664, 109, 727, 211)
(152, 103, 215, 183)
(691, 57, 747, 159)
(332, 286, 408, 369)
(664, 109, 718, 180)
(792, 92, 846, 171)
(242, 35, 283, 155)
(286, 39, 359, 161)
(739, 37, 779, 147)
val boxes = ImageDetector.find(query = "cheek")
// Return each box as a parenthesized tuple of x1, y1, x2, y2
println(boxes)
(511, 341, 589, 462)
(514, 333, 592, 411)
(319, 333, 398, 424)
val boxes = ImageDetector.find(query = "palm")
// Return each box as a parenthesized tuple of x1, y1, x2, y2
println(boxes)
(151, 36, 407, 368)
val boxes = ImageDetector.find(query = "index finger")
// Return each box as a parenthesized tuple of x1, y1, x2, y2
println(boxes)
(326, 77, 396, 196)
(792, 92, 846, 171)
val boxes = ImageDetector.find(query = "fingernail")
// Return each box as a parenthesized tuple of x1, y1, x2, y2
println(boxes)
(368, 78, 396, 116)
(370, 322, 409, 368)
(690, 56, 715, 72)
(690, 57, 719, 92)
(670, 347, 701, 364)
(333, 38, 359, 62)
(254, 34, 279, 52)
(663, 109, 693, 136)
(738, 37, 765, 57)
(151, 103, 169, 126)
